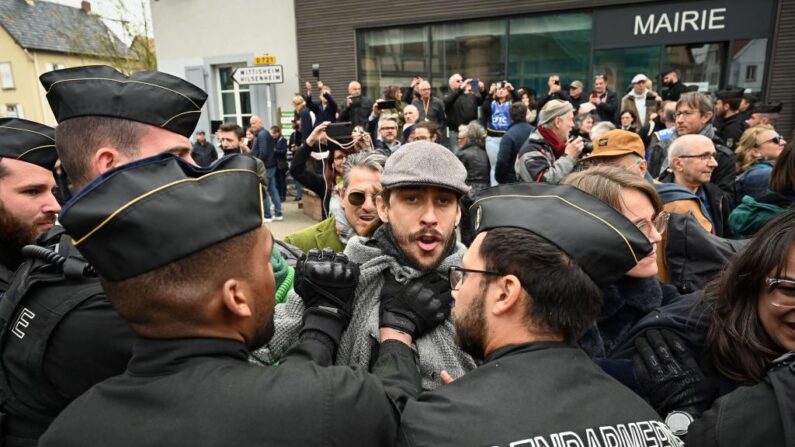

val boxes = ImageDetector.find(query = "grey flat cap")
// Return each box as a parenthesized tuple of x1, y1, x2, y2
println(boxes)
(381, 141, 470, 195)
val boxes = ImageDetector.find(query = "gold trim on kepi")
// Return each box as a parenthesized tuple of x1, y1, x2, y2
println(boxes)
(59, 153, 263, 282)
(469, 183, 652, 286)
(39, 65, 208, 138)
(0, 118, 57, 170)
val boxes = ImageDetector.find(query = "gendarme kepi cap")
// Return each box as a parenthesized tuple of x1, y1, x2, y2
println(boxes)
(381, 141, 470, 196)
(60, 153, 264, 281)
(470, 183, 652, 286)
(40, 65, 207, 138)
(0, 118, 57, 170)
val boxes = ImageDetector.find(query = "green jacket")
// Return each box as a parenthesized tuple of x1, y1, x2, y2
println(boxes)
(283, 216, 345, 253)
(729, 194, 787, 237)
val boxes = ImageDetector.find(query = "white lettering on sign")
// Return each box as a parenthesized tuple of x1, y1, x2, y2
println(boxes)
(634, 8, 726, 35)
(11, 307, 35, 339)
(232, 65, 284, 85)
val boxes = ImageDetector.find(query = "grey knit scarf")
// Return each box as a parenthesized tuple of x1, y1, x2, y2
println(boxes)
(251, 227, 476, 390)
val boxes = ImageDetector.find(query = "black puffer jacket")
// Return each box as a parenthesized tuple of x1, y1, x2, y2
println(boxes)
(457, 143, 490, 188)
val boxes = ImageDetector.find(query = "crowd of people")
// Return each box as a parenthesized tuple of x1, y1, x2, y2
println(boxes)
(0, 63, 792, 447)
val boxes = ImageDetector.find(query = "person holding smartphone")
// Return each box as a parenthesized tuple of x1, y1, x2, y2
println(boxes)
(536, 74, 567, 113)
(444, 73, 484, 152)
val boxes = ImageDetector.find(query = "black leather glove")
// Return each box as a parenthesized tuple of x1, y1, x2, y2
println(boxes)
(379, 272, 453, 339)
(633, 329, 717, 417)
(294, 248, 360, 344)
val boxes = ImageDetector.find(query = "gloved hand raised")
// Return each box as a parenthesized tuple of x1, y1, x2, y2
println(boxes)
(294, 248, 360, 344)
(633, 329, 717, 417)
(379, 272, 453, 339)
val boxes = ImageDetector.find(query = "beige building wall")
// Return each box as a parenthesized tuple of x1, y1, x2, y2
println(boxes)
(150, 0, 299, 131)
(0, 26, 114, 126)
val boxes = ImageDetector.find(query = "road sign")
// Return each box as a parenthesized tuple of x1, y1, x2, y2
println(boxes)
(232, 66, 284, 85)
(254, 55, 276, 65)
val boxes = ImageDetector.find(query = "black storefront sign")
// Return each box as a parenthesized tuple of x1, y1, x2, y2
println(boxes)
(594, 0, 776, 49)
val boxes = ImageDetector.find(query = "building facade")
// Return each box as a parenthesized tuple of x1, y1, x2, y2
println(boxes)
(0, 0, 129, 125)
(150, 0, 300, 137)
(295, 0, 795, 137)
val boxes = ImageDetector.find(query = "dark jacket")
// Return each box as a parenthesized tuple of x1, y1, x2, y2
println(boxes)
(412, 96, 446, 130)
(495, 121, 534, 184)
(253, 128, 277, 168)
(536, 91, 567, 114)
(515, 130, 576, 184)
(578, 276, 682, 391)
(716, 112, 747, 151)
(191, 141, 217, 167)
(305, 92, 338, 124)
(0, 228, 134, 445)
(686, 353, 792, 447)
(397, 342, 679, 447)
(661, 81, 687, 102)
(443, 89, 481, 131)
(456, 142, 490, 188)
(297, 107, 315, 146)
(288, 142, 332, 218)
(40, 337, 418, 447)
(340, 95, 374, 127)
(594, 88, 619, 124)
(273, 136, 287, 170)
(734, 161, 773, 207)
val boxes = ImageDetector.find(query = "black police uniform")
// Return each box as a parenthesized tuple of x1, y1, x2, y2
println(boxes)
(0, 229, 134, 446)
(398, 343, 682, 447)
(40, 336, 417, 447)
(397, 184, 680, 447)
(685, 353, 793, 446)
(40, 152, 422, 446)
(716, 113, 747, 151)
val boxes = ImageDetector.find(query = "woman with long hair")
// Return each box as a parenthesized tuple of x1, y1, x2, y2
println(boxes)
(634, 209, 795, 444)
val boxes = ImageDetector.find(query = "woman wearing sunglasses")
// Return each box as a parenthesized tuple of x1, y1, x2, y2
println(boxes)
(636, 209, 795, 445)
(563, 166, 680, 386)
(733, 125, 786, 206)
(730, 138, 795, 237)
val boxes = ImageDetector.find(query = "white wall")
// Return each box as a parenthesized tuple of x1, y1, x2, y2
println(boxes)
(150, 0, 299, 131)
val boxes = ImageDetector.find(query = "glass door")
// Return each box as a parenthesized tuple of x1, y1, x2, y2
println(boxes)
(663, 43, 727, 93)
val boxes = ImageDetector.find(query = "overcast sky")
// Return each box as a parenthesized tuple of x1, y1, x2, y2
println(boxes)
(47, 0, 152, 45)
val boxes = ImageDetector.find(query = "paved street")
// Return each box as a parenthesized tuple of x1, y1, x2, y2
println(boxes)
(265, 197, 318, 240)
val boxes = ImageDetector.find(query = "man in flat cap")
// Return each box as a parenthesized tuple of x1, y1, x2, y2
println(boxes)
(254, 141, 477, 390)
(40, 154, 432, 446)
(0, 118, 60, 293)
(396, 183, 682, 447)
(515, 99, 584, 184)
(714, 89, 747, 150)
(0, 65, 209, 445)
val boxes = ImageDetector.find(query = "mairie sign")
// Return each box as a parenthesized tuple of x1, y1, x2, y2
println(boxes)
(232, 65, 284, 85)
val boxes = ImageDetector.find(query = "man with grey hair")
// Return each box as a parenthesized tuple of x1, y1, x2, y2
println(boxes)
(284, 151, 387, 253)
(589, 121, 616, 139)
(444, 73, 483, 152)
(254, 141, 476, 390)
(649, 92, 735, 203)
(663, 134, 732, 237)
(340, 81, 374, 127)
(412, 80, 446, 142)
(515, 99, 584, 183)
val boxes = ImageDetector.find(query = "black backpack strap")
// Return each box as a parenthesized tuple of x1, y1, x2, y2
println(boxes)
(768, 352, 795, 445)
